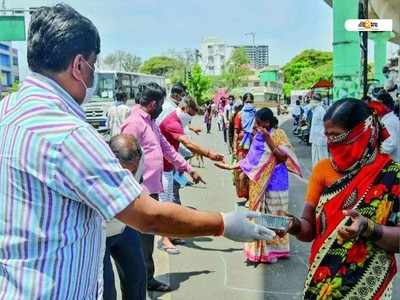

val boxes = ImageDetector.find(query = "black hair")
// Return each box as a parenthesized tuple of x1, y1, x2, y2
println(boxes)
(27, 4, 100, 73)
(228, 95, 235, 100)
(296, 100, 301, 105)
(255, 107, 278, 129)
(243, 92, 254, 103)
(136, 82, 166, 106)
(323, 98, 371, 130)
(376, 91, 395, 110)
(171, 84, 185, 97)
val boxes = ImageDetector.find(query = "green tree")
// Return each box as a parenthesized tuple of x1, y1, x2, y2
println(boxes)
(139, 56, 183, 77)
(11, 80, 20, 92)
(103, 50, 142, 72)
(186, 64, 212, 106)
(282, 50, 333, 97)
(222, 47, 252, 89)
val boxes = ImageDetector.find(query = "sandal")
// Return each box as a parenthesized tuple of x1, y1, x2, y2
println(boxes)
(147, 279, 172, 292)
(171, 238, 186, 245)
(157, 241, 180, 255)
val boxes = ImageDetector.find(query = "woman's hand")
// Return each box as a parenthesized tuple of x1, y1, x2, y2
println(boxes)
(256, 126, 272, 141)
(338, 210, 368, 241)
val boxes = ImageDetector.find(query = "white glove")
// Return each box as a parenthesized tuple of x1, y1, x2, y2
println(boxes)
(221, 211, 276, 242)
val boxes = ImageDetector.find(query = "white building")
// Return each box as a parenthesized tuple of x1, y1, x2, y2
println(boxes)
(199, 37, 233, 76)
(0, 42, 19, 91)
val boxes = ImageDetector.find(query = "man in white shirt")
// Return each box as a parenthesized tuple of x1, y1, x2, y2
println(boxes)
(107, 92, 130, 137)
(157, 84, 185, 124)
(375, 91, 400, 162)
(309, 94, 329, 166)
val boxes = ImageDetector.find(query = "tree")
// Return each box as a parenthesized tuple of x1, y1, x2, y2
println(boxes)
(103, 50, 142, 72)
(282, 50, 333, 98)
(11, 80, 20, 92)
(222, 47, 252, 90)
(139, 56, 183, 77)
(186, 64, 212, 106)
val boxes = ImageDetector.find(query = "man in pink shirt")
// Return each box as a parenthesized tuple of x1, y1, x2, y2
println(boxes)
(121, 83, 203, 292)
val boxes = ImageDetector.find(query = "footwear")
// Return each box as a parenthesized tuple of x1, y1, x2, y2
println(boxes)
(171, 238, 186, 245)
(147, 279, 172, 292)
(267, 257, 278, 264)
(157, 240, 180, 255)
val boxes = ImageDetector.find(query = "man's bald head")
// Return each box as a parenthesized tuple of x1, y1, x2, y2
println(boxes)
(109, 134, 142, 164)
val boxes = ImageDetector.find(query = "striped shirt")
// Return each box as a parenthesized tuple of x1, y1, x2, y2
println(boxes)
(0, 73, 142, 299)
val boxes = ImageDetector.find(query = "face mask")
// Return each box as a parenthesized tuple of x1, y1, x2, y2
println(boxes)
(327, 117, 377, 173)
(176, 107, 192, 127)
(79, 59, 97, 104)
(134, 153, 145, 182)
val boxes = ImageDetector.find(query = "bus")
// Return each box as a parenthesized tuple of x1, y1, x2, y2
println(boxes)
(82, 70, 166, 133)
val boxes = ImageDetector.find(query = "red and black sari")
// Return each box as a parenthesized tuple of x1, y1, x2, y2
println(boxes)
(304, 116, 400, 299)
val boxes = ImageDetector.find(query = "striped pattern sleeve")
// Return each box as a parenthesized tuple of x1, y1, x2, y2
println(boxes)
(53, 126, 142, 221)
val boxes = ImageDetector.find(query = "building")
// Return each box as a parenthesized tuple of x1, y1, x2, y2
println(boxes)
(231, 45, 269, 69)
(199, 37, 270, 75)
(231, 65, 284, 104)
(0, 42, 19, 91)
(199, 37, 233, 76)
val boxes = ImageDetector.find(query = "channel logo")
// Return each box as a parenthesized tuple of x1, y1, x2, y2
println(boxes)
(345, 19, 393, 32)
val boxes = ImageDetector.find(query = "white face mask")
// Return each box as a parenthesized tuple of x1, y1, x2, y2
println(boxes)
(176, 107, 192, 128)
(134, 153, 145, 182)
(79, 59, 98, 105)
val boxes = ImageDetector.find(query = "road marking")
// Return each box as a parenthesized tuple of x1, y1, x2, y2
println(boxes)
(218, 253, 302, 297)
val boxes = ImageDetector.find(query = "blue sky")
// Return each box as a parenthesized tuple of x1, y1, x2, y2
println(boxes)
(11, 0, 334, 78)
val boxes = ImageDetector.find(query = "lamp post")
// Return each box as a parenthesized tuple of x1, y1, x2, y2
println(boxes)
(360, 0, 369, 98)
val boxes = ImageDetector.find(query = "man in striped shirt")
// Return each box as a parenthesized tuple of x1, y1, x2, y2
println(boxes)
(0, 4, 275, 299)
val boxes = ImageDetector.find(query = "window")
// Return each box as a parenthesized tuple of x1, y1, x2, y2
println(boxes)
(12, 56, 18, 66)
(0, 43, 10, 51)
(0, 54, 10, 67)
(208, 56, 214, 64)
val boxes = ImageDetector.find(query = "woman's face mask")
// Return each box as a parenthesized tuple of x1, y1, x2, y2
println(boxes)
(326, 117, 376, 173)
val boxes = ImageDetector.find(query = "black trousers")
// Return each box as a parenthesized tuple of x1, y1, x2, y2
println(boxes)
(103, 227, 146, 300)
(140, 193, 158, 283)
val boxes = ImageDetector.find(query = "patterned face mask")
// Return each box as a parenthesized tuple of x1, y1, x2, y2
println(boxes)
(327, 116, 384, 173)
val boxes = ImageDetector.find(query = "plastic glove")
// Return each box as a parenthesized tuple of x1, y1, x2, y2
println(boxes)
(221, 211, 276, 242)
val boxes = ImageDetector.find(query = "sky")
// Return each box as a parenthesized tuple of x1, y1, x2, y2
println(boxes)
(10, 0, 334, 79)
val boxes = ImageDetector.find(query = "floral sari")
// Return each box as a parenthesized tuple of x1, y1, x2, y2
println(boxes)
(239, 129, 302, 262)
(304, 116, 400, 299)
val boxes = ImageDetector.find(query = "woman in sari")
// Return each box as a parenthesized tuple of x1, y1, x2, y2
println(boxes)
(286, 98, 400, 299)
(232, 93, 256, 200)
(216, 108, 302, 263)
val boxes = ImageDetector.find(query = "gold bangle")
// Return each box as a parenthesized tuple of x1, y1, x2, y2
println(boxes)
(363, 219, 375, 238)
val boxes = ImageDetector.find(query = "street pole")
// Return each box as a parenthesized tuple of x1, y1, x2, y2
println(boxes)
(361, 0, 369, 98)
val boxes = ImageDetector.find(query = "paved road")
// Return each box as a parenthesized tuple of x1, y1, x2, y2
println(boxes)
(144, 114, 400, 300)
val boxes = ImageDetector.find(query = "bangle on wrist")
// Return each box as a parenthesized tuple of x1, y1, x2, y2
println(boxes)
(215, 213, 225, 236)
(361, 218, 374, 238)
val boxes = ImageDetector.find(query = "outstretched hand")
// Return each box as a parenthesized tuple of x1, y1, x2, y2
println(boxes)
(190, 171, 206, 184)
(208, 151, 225, 162)
(214, 161, 234, 170)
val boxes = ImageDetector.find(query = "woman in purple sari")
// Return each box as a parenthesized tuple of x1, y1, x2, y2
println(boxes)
(216, 108, 302, 263)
